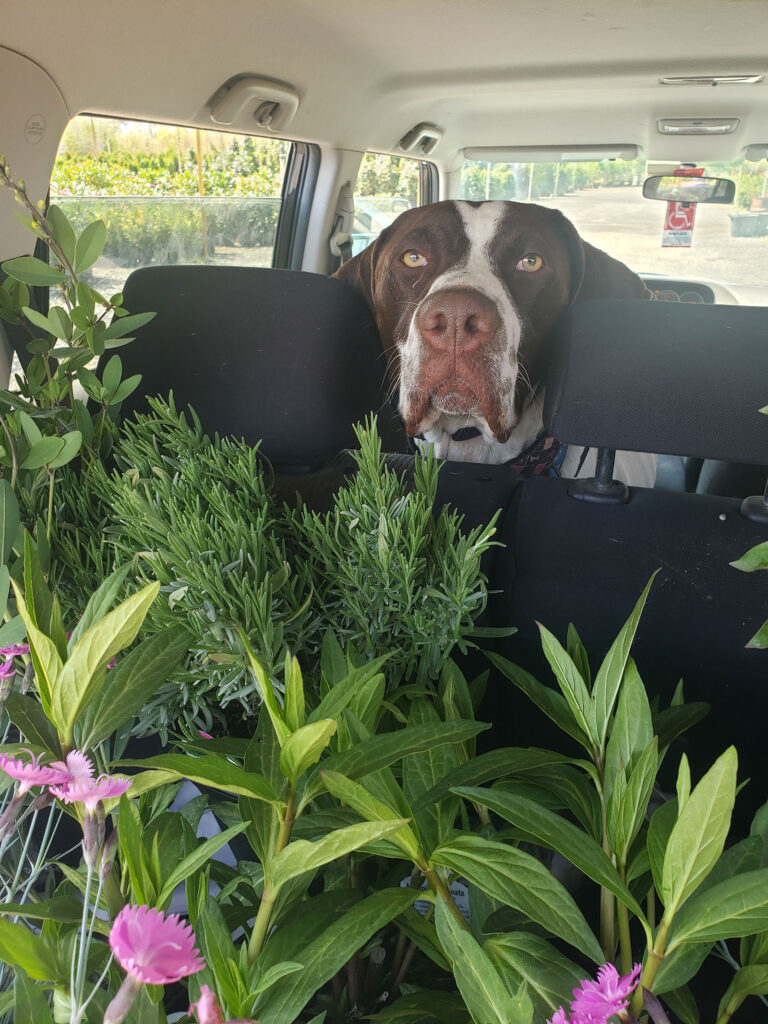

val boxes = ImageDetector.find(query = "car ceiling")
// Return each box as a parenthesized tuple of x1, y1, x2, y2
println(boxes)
(6, 0, 768, 167)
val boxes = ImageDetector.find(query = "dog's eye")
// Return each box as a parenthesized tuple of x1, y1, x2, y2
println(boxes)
(402, 250, 428, 268)
(516, 254, 544, 272)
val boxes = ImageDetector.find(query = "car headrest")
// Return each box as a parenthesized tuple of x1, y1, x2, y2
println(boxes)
(544, 299, 768, 464)
(119, 265, 403, 469)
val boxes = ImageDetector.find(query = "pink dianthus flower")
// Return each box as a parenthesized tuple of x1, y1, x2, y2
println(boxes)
(52, 772, 132, 810)
(0, 749, 69, 795)
(548, 962, 642, 1024)
(189, 983, 255, 1023)
(109, 904, 205, 985)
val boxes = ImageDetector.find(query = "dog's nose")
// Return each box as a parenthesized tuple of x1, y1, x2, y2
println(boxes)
(416, 288, 501, 354)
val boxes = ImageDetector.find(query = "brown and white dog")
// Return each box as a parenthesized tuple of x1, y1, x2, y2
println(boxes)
(334, 199, 656, 487)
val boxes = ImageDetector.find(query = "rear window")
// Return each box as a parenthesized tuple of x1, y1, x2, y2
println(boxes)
(352, 152, 427, 254)
(51, 116, 291, 295)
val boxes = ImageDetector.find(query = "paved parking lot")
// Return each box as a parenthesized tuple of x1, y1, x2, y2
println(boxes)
(536, 185, 768, 305)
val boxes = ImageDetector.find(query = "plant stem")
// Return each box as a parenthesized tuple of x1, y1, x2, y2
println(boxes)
(247, 787, 295, 963)
(631, 917, 670, 1017)
(47, 468, 55, 542)
(423, 865, 470, 932)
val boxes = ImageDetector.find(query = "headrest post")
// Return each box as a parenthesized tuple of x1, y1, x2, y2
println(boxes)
(567, 447, 630, 505)
(740, 474, 768, 524)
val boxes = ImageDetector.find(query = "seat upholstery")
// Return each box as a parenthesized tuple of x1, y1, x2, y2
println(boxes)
(483, 299, 768, 827)
(119, 265, 405, 470)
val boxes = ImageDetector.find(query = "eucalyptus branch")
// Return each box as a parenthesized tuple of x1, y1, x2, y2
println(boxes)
(0, 158, 77, 287)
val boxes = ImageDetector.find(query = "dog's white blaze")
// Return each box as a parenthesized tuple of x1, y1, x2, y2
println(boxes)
(400, 200, 523, 445)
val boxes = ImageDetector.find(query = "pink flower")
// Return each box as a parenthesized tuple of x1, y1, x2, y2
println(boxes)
(189, 986, 223, 1024)
(0, 750, 69, 795)
(198, 730, 213, 740)
(109, 904, 205, 985)
(49, 749, 94, 785)
(188, 983, 255, 1024)
(549, 962, 643, 1024)
(571, 962, 642, 1022)
(0, 643, 30, 657)
(53, 772, 132, 809)
(547, 1010, 570, 1024)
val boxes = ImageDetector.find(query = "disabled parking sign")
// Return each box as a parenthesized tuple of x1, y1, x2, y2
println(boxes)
(662, 166, 704, 247)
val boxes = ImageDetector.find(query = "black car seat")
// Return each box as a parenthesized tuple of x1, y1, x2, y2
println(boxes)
(119, 265, 405, 469)
(483, 299, 768, 827)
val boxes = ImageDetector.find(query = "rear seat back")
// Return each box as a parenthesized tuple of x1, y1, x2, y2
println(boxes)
(119, 265, 405, 469)
(484, 299, 768, 825)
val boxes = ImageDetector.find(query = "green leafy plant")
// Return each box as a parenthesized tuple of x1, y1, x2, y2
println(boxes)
(47, 403, 503, 738)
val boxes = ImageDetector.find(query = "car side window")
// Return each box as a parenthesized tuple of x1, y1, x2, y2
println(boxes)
(352, 152, 431, 255)
(50, 116, 292, 295)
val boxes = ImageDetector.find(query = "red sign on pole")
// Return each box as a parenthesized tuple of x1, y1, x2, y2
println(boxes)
(662, 166, 705, 248)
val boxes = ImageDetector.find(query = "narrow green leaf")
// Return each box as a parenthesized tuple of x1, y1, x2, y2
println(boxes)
(485, 932, 585, 1021)
(731, 541, 768, 572)
(52, 581, 160, 742)
(667, 868, 768, 951)
(120, 753, 281, 803)
(431, 835, 604, 963)
(414, 746, 573, 812)
(14, 966, 54, 1023)
(75, 626, 190, 748)
(101, 354, 122, 395)
(604, 657, 653, 803)
(250, 961, 303, 999)
(69, 564, 132, 646)
(590, 573, 656, 751)
(17, 411, 42, 446)
(321, 769, 421, 859)
(282, 655, 305, 730)
(717, 965, 768, 1021)
(157, 822, 248, 907)
(109, 373, 143, 405)
(270, 819, 408, 890)
(485, 652, 589, 749)
(661, 747, 737, 915)
(238, 629, 289, 745)
(0, 480, 20, 562)
(20, 436, 65, 469)
(647, 798, 677, 898)
(322, 720, 488, 784)
(0, 894, 84, 924)
(404, 699, 463, 855)
(254, 888, 416, 1024)
(279, 718, 337, 784)
(73, 219, 107, 274)
(47, 429, 82, 469)
(11, 581, 60, 717)
(454, 787, 649, 934)
(1, 256, 67, 287)
(47, 204, 77, 264)
(606, 737, 658, 866)
(434, 897, 515, 1024)
(100, 310, 156, 341)
(537, 622, 596, 748)
(5, 693, 60, 754)
(0, 917, 61, 982)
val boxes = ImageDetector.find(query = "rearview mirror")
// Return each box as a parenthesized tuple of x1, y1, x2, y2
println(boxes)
(642, 174, 736, 204)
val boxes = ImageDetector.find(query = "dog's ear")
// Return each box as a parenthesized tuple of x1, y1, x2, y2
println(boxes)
(576, 240, 653, 302)
(332, 239, 379, 310)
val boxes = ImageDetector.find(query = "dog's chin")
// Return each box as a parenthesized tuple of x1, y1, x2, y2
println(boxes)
(407, 403, 517, 445)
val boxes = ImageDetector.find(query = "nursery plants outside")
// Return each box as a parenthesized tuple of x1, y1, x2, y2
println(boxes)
(0, 158, 767, 1024)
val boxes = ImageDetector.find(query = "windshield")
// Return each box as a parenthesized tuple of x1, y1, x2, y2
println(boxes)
(461, 158, 768, 305)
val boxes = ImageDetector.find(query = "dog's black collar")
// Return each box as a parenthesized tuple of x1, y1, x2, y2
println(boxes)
(449, 426, 482, 442)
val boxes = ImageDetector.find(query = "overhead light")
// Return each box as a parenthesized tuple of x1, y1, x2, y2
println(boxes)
(660, 75, 764, 86)
(657, 118, 740, 135)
